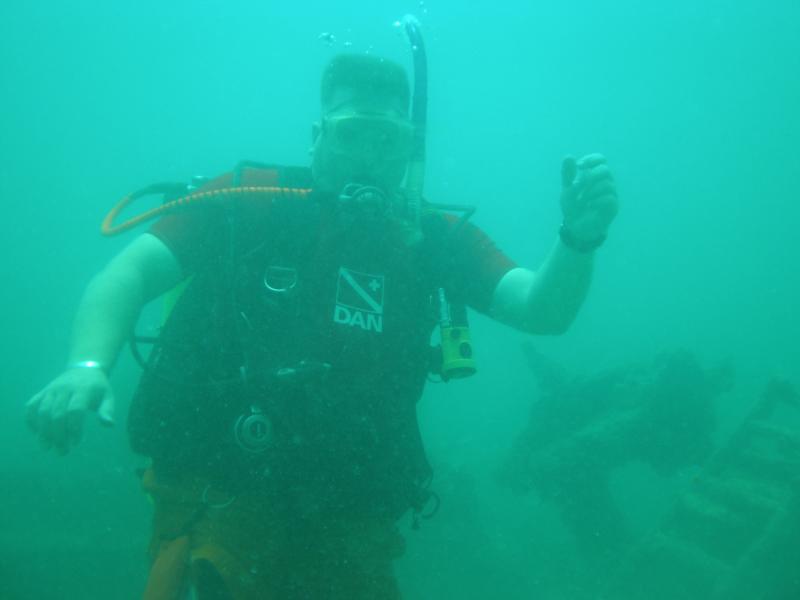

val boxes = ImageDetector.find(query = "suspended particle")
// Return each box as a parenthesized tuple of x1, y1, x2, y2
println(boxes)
(318, 32, 336, 46)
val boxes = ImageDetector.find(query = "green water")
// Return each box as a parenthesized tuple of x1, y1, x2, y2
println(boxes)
(1, 1, 798, 598)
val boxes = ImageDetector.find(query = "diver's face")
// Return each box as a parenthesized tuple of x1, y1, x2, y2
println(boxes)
(311, 97, 413, 195)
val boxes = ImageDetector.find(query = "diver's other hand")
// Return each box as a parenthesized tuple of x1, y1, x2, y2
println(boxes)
(25, 367, 115, 454)
(560, 154, 619, 247)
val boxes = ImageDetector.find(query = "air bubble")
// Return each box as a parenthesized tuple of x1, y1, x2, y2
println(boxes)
(318, 32, 336, 47)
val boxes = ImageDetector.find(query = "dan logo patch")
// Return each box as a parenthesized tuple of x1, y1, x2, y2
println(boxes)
(333, 267, 384, 333)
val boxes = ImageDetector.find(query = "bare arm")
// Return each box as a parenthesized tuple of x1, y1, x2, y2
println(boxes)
(67, 233, 183, 370)
(489, 241, 593, 335)
(488, 154, 617, 335)
(26, 233, 182, 453)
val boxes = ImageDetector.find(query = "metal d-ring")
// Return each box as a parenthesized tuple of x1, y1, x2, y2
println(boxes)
(263, 265, 298, 294)
(201, 485, 236, 510)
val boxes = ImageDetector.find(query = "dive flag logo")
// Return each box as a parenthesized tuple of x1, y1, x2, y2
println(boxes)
(333, 267, 384, 333)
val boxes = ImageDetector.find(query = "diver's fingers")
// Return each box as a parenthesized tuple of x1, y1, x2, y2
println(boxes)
(66, 393, 90, 448)
(582, 163, 613, 185)
(561, 156, 578, 188)
(565, 159, 609, 199)
(50, 392, 75, 454)
(589, 194, 620, 219)
(37, 392, 59, 450)
(583, 179, 617, 203)
(576, 163, 615, 205)
(26, 392, 44, 432)
(576, 153, 607, 171)
(577, 165, 612, 196)
(96, 387, 115, 427)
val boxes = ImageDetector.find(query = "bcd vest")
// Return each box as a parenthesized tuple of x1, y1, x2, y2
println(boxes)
(128, 164, 459, 518)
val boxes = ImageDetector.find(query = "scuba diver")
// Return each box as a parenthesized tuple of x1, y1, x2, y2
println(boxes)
(24, 21, 618, 600)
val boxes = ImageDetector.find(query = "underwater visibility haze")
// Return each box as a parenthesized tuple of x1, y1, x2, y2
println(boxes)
(1, 0, 799, 598)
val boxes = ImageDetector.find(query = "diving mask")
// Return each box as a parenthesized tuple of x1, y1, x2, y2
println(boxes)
(323, 113, 414, 161)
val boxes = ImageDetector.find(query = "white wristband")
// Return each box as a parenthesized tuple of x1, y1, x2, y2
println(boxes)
(68, 360, 106, 371)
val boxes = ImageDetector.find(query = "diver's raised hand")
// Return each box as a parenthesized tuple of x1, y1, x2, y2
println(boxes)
(25, 366, 115, 454)
(560, 154, 619, 251)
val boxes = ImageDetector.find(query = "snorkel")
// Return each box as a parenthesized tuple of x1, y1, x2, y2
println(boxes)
(402, 14, 428, 201)
(400, 17, 476, 380)
(400, 15, 475, 235)
(363, 14, 427, 245)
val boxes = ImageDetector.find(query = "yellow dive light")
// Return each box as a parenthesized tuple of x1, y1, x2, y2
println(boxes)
(436, 288, 476, 380)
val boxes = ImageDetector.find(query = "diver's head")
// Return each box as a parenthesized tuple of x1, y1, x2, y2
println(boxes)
(311, 54, 414, 197)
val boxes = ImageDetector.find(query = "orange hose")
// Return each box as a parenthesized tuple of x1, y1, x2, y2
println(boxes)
(101, 186, 313, 237)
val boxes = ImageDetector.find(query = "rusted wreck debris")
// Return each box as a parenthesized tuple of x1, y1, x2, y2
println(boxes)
(600, 378, 800, 600)
(498, 343, 800, 598)
(496, 345, 732, 563)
